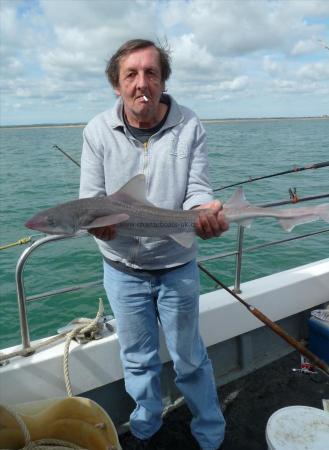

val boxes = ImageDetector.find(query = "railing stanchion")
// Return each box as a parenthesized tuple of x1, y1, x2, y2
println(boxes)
(16, 246, 31, 349)
(15, 234, 77, 350)
(234, 225, 244, 294)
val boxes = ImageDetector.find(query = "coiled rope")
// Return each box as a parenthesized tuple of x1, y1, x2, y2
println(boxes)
(0, 334, 65, 363)
(63, 298, 104, 397)
(0, 405, 88, 449)
(0, 299, 106, 449)
(0, 299, 104, 366)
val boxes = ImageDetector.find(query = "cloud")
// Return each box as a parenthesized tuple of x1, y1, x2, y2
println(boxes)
(263, 55, 283, 76)
(0, 0, 328, 125)
(218, 76, 250, 91)
(297, 61, 329, 81)
(165, 0, 329, 60)
(291, 39, 321, 55)
(172, 34, 216, 73)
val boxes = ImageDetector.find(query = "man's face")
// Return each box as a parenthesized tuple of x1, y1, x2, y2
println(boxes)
(115, 46, 165, 127)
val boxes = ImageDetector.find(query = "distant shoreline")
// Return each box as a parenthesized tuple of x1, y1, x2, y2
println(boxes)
(1, 116, 328, 129)
(0, 123, 86, 130)
(202, 115, 329, 124)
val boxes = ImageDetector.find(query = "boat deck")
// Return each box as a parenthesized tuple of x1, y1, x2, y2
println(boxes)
(119, 351, 329, 450)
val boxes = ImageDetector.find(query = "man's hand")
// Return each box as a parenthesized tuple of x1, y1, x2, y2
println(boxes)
(88, 225, 117, 241)
(194, 200, 229, 239)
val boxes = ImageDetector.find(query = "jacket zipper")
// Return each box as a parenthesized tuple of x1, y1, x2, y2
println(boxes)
(131, 139, 149, 266)
(143, 140, 149, 174)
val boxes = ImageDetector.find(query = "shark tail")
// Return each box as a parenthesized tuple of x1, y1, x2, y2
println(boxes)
(278, 203, 329, 232)
(315, 203, 329, 223)
(278, 216, 316, 232)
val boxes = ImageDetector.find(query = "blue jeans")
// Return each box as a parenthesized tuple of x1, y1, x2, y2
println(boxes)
(103, 259, 225, 450)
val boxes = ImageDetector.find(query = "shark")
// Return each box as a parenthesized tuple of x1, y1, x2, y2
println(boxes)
(223, 187, 329, 231)
(25, 174, 329, 247)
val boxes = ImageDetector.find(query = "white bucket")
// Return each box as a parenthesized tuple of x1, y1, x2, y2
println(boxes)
(266, 405, 329, 450)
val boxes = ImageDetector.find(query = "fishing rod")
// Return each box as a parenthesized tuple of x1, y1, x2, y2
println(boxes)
(198, 263, 329, 377)
(0, 146, 80, 251)
(54, 145, 329, 193)
(53, 144, 81, 168)
(214, 161, 329, 191)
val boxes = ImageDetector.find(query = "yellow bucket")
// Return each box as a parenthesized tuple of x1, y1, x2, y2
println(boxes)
(0, 397, 121, 449)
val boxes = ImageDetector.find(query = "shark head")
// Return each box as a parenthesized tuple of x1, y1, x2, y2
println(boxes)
(25, 207, 76, 235)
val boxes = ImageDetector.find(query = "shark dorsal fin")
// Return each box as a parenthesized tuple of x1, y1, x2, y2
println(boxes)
(115, 174, 147, 202)
(111, 174, 154, 206)
(225, 187, 250, 209)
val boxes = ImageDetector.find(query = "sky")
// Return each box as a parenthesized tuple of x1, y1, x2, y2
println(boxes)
(1, 0, 329, 125)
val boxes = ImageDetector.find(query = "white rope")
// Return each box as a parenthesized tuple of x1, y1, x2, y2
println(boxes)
(1, 300, 120, 450)
(0, 333, 68, 363)
(0, 405, 88, 450)
(0, 298, 105, 366)
(63, 299, 104, 397)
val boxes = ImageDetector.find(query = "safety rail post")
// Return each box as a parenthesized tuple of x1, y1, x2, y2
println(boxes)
(234, 225, 244, 294)
(15, 234, 72, 350)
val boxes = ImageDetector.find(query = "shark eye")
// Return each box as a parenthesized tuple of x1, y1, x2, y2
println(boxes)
(47, 216, 55, 226)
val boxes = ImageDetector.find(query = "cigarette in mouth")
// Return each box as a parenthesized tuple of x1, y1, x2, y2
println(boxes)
(143, 95, 149, 102)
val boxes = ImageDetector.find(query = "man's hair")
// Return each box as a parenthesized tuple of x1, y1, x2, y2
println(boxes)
(105, 39, 171, 87)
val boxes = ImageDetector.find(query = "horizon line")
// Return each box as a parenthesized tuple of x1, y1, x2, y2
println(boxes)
(1, 114, 328, 128)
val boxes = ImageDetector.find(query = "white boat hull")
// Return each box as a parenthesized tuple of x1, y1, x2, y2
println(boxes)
(1, 258, 328, 427)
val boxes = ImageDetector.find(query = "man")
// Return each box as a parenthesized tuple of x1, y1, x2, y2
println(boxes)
(80, 39, 229, 450)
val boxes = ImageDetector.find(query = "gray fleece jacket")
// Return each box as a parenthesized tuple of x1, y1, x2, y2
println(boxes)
(79, 95, 213, 269)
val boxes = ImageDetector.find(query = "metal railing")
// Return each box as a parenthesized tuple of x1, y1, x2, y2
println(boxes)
(15, 193, 329, 350)
(15, 233, 102, 349)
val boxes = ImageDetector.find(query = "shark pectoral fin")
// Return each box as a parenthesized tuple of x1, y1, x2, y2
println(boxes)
(82, 213, 130, 229)
(169, 232, 195, 248)
(278, 215, 317, 232)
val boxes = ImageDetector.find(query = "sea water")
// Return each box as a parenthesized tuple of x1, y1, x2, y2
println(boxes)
(0, 118, 328, 349)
